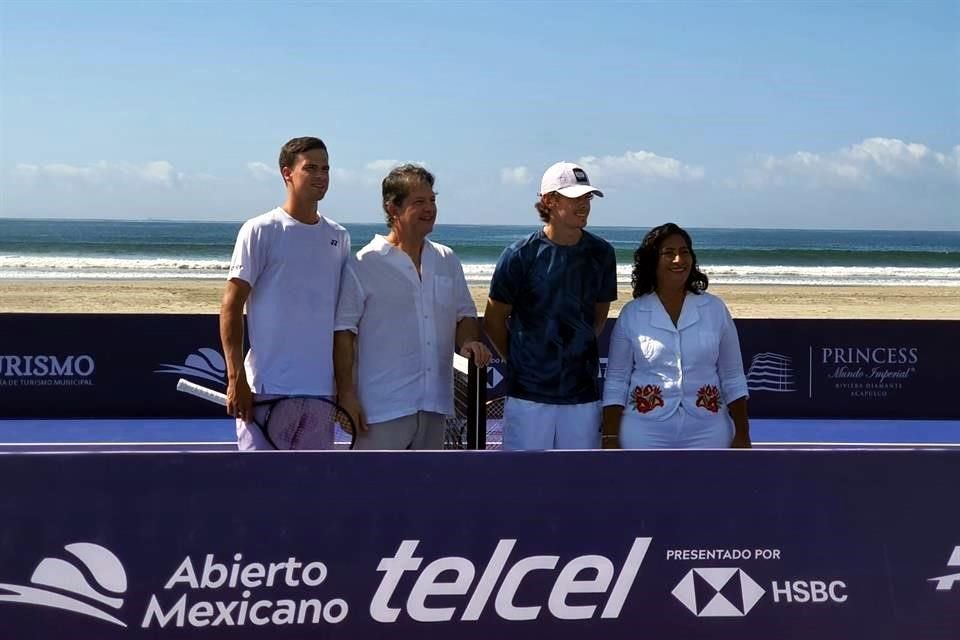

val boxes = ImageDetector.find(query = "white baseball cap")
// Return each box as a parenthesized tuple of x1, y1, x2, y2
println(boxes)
(539, 161, 604, 198)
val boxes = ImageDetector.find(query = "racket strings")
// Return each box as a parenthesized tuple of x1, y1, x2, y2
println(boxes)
(257, 397, 352, 450)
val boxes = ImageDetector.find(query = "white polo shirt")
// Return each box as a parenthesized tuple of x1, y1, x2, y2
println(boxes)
(228, 208, 350, 396)
(335, 235, 477, 424)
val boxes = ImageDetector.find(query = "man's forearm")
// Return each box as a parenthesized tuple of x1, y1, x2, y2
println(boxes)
(455, 317, 482, 351)
(219, 305, 246, 384)
(333, 330, 357, 394)
(482, 315, 508, 359)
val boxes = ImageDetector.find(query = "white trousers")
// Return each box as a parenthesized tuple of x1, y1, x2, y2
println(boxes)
(502, 397, 601, 451)
(619, 406, 733, 449)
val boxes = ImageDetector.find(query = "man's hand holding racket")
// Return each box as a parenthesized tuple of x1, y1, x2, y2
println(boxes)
(337, 388, 368, 435)
(460, 341, 492, 367)
(226, 377, 254, 422)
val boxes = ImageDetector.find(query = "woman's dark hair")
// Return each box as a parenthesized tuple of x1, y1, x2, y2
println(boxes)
(631, 222, 709, 298)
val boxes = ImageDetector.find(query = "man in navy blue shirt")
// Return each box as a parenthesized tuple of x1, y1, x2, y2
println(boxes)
(484, 162, 617, 450)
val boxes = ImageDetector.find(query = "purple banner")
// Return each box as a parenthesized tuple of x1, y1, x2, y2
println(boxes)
(0, 450, 957, 638)
(1, 314, 957, 419)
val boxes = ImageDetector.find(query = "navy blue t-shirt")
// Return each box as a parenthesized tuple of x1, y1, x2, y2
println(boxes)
(489, 229, 617, 404)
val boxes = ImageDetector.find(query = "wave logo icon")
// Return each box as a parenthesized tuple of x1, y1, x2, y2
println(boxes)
(0, 542, 127, 626)
(155, 347, 226, 386)
(746, 352, 796, 393)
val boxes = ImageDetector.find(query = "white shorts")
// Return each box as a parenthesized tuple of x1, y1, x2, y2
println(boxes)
(236, 395, 281, 451)
(502, 397, 601, 451)
(236, 415, 272, 451)
(619, 406, 733, 449)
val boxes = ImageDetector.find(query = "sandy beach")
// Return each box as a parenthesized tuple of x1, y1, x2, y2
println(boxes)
(1, 280, 958, 319)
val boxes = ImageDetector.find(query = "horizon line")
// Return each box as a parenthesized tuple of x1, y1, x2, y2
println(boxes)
(1, 216, 959, 234)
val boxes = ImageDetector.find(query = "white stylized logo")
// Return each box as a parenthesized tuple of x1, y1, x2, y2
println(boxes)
(929, 545, 960, 591)
(155, 347, 226, 385)
(672, 568, 765, 617)
(0, 542, 127, 626)
(370, 537, 651, 623)
(746, 352, 796, 393)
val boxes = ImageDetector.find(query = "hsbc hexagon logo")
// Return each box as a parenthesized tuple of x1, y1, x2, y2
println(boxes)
(672, 567, 765, 617)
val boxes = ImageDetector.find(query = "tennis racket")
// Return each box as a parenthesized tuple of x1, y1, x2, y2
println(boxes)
(176, 379, 357, 450)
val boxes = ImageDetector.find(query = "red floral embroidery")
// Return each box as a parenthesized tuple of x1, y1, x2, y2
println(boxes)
(631, 385, 664, 414)
(696, 385, 722, 413)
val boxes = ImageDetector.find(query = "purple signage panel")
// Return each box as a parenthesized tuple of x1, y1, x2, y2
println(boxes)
(0, 314, 226, 418)
(0, 451, 957, 638)
(1, 314, 958, 419)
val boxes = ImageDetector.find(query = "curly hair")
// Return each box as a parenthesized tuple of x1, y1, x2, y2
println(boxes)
(534, 199, 551, 223)
(631, 222, 708, 298)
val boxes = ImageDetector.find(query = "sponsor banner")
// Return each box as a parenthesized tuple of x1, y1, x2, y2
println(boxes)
(735, 319, 953, 418)
(487, 319, 959, 420)
(1, 314, 958, 419)
(0, 450, 957, 638)
(0, 314, 226, 418)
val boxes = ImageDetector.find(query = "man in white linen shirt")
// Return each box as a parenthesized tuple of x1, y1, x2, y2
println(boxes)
(333, 164, 491, 449)
(220, 136, 350, 450)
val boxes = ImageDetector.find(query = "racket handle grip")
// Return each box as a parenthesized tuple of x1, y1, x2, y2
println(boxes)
(176, 378, 228, 407)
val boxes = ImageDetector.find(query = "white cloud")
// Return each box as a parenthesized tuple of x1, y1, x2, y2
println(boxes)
(741, 137, 959, 188)
(577, 151, 705, 182)
(500, 166, 531, 185)
(11, 161, 184, 188)
(246, 161, 276, 182)
(365, 159, 402, 172)
(329, 159, 429, 186)
(139, 160, 179, 186)
(331, 168, 357, 183)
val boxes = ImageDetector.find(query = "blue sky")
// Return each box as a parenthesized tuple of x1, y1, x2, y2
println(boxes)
(1, 1, 957, 229)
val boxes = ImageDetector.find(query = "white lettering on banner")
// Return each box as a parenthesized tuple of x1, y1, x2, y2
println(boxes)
(370, 537, 651, 623)
(665, 548, 781, 561)
(143, 553, 347, 629)
(820, 347, 918, 365)
(817, 346, 920, 400)
(672, 558, 851, 617)
(142, 593, 347, 628)
(0, 354, 95, 377)
(771, 580, 847, 603)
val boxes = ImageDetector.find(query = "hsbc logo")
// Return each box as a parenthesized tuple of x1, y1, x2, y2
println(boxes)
(672, 568, 765, 617)
(0, 542, 127, 626)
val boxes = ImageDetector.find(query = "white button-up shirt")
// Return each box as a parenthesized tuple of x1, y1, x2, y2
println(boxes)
(334, 235, 477, 424)
(602, 292, 748, 420)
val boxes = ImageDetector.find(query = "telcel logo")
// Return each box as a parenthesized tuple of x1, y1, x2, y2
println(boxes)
(370, 537, 651, 623)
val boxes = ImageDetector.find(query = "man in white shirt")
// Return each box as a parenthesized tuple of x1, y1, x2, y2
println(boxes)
(220, 136, 350, 450)
(334, 164, 491, 449)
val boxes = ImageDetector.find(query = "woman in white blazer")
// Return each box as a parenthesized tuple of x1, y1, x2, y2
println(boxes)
(601, 223, 751, 449)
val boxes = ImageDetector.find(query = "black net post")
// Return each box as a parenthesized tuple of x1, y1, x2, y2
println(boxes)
(466, 358, 487, 450)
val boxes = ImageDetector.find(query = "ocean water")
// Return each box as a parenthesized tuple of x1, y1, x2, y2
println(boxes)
(1, 218, 958, 287)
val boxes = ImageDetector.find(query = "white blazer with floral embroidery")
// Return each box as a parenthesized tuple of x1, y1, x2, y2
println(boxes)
(602, 292, 748, 420)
